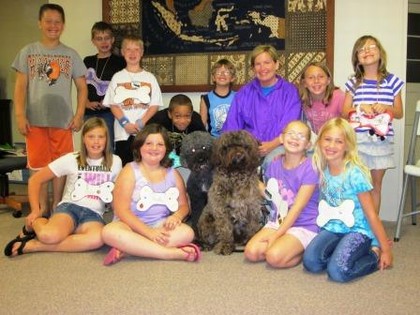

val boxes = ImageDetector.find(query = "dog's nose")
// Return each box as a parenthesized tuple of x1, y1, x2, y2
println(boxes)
(232, 152, 245, 165)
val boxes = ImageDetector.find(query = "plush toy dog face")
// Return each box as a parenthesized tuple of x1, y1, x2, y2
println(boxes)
(180, 131, 214, 173)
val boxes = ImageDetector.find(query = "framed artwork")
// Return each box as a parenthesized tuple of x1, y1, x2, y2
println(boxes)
(103, 0, 334, 92)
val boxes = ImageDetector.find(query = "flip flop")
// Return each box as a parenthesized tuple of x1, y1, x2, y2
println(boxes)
(178, 243, 201, 262)
(103, 247, 124, 266)
(4, 233, 34, 257)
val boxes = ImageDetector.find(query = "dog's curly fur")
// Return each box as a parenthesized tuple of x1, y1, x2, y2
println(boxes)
(197, 130, 263, 255)
(180, 131, 214, 233)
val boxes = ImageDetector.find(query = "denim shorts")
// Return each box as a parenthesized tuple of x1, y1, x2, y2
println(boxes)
(55, 203, 105, 230)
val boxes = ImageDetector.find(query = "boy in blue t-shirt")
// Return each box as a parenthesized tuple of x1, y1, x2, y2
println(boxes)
(199, 59, 236, 137)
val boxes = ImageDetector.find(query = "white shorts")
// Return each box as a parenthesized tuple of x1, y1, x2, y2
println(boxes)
(286, 227, 318, 249)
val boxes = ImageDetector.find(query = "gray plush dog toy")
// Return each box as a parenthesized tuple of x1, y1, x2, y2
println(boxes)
(180, 131, 214, 234)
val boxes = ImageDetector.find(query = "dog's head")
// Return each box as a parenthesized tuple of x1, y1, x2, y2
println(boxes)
(180, 131, 214, 173)
(213, 130, 260, 173)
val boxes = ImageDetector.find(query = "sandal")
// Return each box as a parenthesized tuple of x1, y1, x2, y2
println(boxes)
(4, 226, 36, 257)
(21, 225, 36, 238)
(179, 243, 201, 262)
(4, 234, 34, 257)
(103, 247, 124, 266)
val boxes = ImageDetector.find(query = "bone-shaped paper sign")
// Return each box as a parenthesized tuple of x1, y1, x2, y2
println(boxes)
(71, 178, 114, 203)
(113, 85, 151, 104)
(264, 178, 289, 228)
(348, 110, 393, 136)
(316, 199, 355, 228)
(136, 186, 179, 212)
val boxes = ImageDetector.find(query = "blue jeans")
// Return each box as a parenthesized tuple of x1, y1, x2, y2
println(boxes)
(85, 111, 115, 152)
(303, 230, 379, 283)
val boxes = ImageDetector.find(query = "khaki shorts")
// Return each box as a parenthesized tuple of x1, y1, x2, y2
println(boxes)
(26, 126, 73, 170)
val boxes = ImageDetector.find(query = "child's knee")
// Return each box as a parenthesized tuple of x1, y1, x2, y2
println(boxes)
(326, 263, 348, 283)
(37, 228, 65, 244)
(302, 252, 325, 273)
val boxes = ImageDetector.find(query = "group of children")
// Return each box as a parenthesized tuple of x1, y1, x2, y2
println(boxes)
(4, 3, 402, 283)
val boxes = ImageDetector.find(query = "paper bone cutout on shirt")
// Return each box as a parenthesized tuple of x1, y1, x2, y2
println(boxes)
(113, 85, 151, 104)
(348, 110, 393, 136)
(316, 199, 355, 228)
(264, 178, 289, 228)
(71, 178, 114, 203)
(136, 186, 179, 213)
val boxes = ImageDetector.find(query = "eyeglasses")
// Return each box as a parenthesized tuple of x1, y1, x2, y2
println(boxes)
(357, 44, 377, 55)
(214, 70, 232, 76)
(284, 130, 308, 141)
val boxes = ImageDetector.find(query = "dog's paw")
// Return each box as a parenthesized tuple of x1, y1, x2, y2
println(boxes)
(213, 242, 235, 255)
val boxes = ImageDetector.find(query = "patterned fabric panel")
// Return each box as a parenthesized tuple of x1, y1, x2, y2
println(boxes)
(175, 55, 209, 85)
(286, 12, 327, 51)
(142, 56, 175, 86)
(286, 52, 326, 84)
(107, 0, 140, 24)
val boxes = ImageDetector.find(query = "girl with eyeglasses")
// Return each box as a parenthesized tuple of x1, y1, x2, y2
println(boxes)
(244, 120, 320, 268)
(341, 35, 404, 215)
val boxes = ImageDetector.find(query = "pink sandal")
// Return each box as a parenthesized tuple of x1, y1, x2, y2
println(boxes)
(178, 243, 201, 262)
(103, 247, 124, 266)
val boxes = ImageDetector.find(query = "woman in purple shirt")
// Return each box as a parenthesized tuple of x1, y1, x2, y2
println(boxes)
(222, 45, 302, 163)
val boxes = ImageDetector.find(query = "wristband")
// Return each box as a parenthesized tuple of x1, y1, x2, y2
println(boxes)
(135, 119, 144, 129)
(118, 116, 129, 128)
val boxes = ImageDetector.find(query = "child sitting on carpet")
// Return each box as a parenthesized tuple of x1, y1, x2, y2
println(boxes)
(102, 123, 201, 266)
(4, 118, 122, 257)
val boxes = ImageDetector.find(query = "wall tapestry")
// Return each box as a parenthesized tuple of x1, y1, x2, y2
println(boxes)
(103, 0, 333, 92)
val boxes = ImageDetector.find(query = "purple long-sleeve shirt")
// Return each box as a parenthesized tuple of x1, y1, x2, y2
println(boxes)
(222, 75, 302, 142)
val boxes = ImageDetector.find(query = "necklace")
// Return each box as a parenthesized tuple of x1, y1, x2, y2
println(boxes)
(95, 56, 111, 80)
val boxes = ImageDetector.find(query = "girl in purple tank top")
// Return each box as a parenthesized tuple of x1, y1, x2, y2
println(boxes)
(102, 124, 201, 265)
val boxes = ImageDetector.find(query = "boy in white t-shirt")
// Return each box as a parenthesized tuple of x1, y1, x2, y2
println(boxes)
(102, 34, 163, 165)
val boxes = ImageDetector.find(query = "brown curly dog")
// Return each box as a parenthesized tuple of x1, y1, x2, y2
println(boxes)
(197, 130, 264, 255)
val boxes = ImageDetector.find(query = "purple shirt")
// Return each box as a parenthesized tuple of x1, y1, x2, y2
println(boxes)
(222, 75, 302, 142)
(265, 156, 320, 233)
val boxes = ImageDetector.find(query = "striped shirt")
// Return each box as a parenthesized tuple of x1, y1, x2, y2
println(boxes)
(345, 73, 404, 136)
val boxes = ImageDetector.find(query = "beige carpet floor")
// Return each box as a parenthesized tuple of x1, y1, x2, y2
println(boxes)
(1, 204, 420, 315)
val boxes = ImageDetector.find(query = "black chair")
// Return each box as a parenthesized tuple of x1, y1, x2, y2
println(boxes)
(0, 156, 28, 217)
